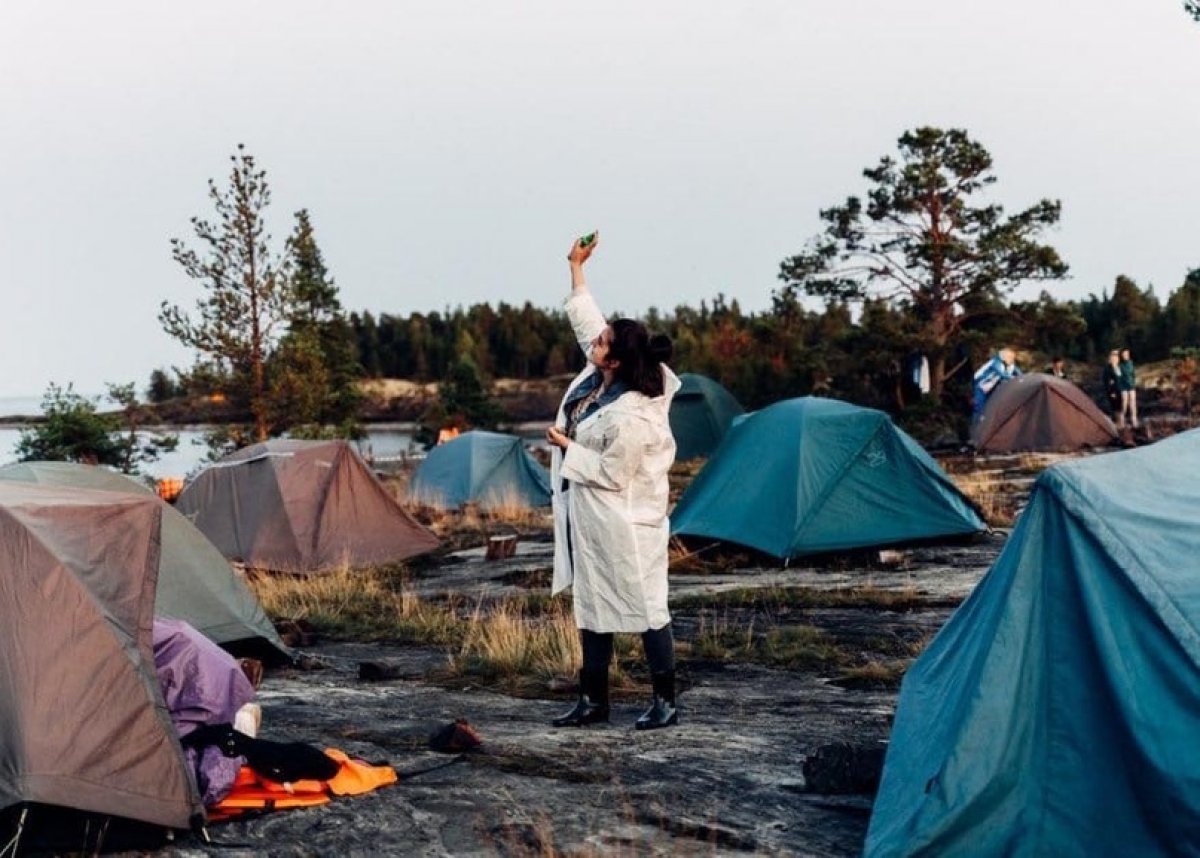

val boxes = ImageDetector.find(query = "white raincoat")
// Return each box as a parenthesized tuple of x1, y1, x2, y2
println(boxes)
(550, 288, 680, 633)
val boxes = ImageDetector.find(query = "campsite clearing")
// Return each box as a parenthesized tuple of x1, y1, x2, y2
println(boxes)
(172, 530, 1009, 855)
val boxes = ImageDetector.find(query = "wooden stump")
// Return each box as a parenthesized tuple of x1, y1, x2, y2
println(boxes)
(485, 534, 519, 561)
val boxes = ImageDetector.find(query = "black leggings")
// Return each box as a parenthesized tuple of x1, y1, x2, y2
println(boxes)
(581, 625, 675, 674)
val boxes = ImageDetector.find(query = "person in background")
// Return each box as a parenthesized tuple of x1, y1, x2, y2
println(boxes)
(972, 347, 1021, 420)
(1049, 356, 1066, 379)
(545, 232, 683, 731)
(1118, 348, 1138, 429)
(1102, 350, 1122, 419)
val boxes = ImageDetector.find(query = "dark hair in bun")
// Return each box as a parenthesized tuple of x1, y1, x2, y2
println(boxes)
(609, 318, 673, 398)
(648, 333, 674, 365)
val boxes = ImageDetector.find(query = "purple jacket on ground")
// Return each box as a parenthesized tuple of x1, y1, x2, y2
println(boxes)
(153, 618, 256, 806)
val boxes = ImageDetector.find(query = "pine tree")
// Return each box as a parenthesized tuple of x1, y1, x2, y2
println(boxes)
(780, 127, 1068, 399)
(161, 145, 290, 441)
(272, 209, 363, 432)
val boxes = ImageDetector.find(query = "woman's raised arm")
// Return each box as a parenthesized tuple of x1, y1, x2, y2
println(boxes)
(565, 232, 606, 355)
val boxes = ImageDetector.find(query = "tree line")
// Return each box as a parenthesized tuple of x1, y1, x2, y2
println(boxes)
(345, 273, 1200, 407)
(152, 129, 1199, 446)
(25, 127, 1200, 472)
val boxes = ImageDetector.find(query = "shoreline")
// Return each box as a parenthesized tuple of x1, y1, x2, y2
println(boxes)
(0, 418, 555, 432)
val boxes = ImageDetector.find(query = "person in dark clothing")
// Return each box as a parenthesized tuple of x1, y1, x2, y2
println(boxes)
(1102, 350, 1122, 419)
(1118, 348, 1138, 428)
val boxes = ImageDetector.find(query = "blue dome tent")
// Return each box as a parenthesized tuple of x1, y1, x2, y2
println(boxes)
(670, 397, 984, 559)
(867, 429, 1200, 856)
(668, 373, 744, 461)
(409, 431, 550, 509)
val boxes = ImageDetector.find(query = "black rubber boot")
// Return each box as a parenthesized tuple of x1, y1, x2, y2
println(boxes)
(635, 670, 678, 730)
(551, 669, 610, 727)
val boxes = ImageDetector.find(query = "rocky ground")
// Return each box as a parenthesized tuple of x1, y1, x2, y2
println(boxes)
(158, 526, 1011, 857)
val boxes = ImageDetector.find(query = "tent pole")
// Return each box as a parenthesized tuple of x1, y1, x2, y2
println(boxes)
(91, 816, 111, 857)
(0, 806, 28, 858)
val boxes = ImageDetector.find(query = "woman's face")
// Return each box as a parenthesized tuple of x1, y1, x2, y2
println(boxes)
(589, 325, 615, 369)
(1121, 349, 1131, 361)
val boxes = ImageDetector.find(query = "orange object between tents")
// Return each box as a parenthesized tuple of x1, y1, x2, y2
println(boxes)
(207, 749, 397, 822)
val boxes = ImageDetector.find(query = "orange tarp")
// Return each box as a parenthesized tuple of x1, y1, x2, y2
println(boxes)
(207, 749, 397, 822)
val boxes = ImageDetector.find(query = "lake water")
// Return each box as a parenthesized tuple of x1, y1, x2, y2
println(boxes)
(0, 394, 427, 481)
(0, 397, 551, 478)
(0, 425, 423, 479)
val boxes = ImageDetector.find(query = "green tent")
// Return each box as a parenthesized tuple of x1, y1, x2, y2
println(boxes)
(668, 373, 745, 461)
(867, 429, 1200, 856)
(0, 461, 288, 661)
(670, 397, 984, 559)
(409, 431, 550, 509)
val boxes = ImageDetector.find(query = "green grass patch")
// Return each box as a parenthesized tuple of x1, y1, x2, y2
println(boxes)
(685, 614, 847, 671)
(831, 660, 911, 690)
(674, 585, 935, 613)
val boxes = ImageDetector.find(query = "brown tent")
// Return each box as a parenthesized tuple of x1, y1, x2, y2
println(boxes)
(971, 373, 1119, 453)
(175, 439, 439, 573)
(0, 482, 203, 830)
(0, 461, 289, 661)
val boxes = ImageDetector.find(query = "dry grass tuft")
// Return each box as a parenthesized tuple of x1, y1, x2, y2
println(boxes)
(248, 564, 462, 644)
(833, 660, 910, 690)
(450, 596, 580, 685)
(949, 470, 1018, 527)
(401, 482, 552, 553)
(668, 538, 760, 574)
(478, 486, 553, 529)
(668, 458, 706, 505)
(445, 596, 638, 695)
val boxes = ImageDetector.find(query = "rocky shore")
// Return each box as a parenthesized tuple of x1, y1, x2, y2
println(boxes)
(163, 533, 1005, 857)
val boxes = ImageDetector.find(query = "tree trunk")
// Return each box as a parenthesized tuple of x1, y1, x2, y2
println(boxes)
(930, 353, 946, 402)
(251, 354, 267, 441)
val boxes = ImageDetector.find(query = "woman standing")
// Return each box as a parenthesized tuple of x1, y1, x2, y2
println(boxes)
(545, 233, 682, 731)
(1118, 348, 1138, 429)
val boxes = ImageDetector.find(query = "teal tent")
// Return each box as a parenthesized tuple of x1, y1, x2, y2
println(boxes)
(669, 373, 744, 461)
(0, 461, 288, 661)
(670, 397, 984, 559)
(409, 431, 551, 509)
(866, 429, 1200, 857)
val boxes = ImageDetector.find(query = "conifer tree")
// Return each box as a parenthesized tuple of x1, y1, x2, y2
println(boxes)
(161, 145, 289, 441)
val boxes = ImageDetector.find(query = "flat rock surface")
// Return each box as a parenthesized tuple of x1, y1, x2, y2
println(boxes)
(160, 530, 1009, 856)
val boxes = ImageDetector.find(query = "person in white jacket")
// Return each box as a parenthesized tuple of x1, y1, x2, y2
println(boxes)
(544, 233, 682, 731)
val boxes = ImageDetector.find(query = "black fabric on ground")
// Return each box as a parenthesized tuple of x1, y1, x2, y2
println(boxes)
(181, 725, 340, 783)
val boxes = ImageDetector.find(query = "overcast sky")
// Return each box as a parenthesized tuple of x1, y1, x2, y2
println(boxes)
(2, 1, 1199, 398)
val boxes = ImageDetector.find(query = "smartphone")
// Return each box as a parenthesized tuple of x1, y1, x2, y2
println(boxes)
(579, 232, 597, 248)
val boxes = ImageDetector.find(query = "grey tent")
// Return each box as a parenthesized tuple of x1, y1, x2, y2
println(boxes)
(669, 373, 745, 461)
(176, 439, 439, 573)
(0, 482, 203, 830)
(671, 397, 986, 559)
(408, 430, 551, 509)
(0, 461, 288, 660)
(971, 372, 1118, 453)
